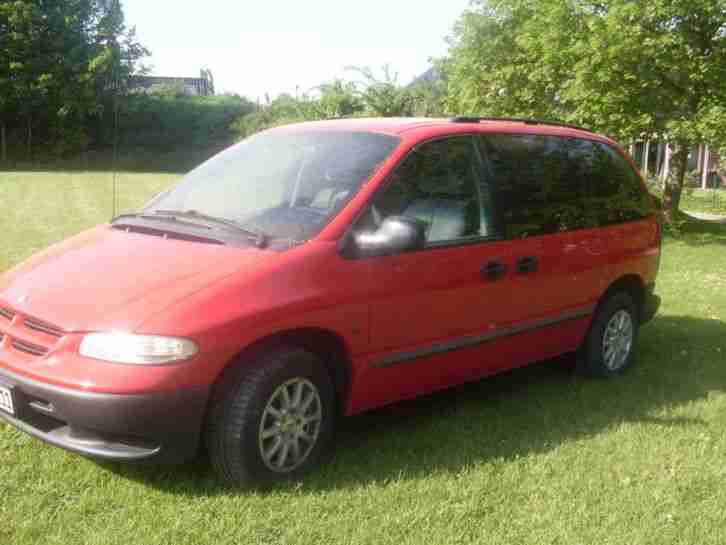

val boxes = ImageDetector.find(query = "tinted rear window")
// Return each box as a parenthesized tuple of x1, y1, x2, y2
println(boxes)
(478, 134, 652, 238)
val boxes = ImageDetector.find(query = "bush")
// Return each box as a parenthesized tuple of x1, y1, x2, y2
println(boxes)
(113, 94, 256, 170)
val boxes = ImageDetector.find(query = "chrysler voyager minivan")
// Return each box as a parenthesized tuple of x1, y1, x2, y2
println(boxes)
(0, 117, 661, 486)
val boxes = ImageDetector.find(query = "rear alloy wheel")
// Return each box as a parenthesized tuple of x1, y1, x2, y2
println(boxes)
(578, 292, 639, 377)
(206, 348, 335, 487)
(602, 309, 634, 372)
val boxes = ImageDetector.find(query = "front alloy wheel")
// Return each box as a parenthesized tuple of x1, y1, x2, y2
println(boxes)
(206, 348, 335, 487)
(258, 378, 323, 473)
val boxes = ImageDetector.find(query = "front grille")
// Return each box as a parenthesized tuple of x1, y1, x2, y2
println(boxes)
(24, 318, 63, 338)
(0, 305, 64, 359)
(11, 339, 48, 357)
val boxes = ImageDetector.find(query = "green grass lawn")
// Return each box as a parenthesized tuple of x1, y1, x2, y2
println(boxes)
(678, 188, 726, 216)
(3, 171, 726, 545)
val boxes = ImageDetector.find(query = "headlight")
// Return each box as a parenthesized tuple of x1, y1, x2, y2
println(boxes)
(79, 333, 198, 364)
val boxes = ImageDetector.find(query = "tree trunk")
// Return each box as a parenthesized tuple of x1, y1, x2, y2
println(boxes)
(701, 145, 710, 189)
(0, 122, 6, 163)
(642, 140, 650, 177)
(662, 141, 690, 223)
(656, 142, 664, 177)
(661, 144, 671, 190)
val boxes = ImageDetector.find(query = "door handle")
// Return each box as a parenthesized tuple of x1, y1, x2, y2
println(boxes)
(516, 256, 538, 274)
(481, 261, 507, 281)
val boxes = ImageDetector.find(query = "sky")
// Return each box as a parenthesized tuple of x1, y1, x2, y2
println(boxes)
(122, 0, 472, 101)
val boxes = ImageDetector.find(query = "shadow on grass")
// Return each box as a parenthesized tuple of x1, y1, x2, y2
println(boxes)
(99, 314, 726, 494)
(666, 214, 726, 245)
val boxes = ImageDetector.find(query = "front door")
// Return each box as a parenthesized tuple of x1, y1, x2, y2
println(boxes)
(349, 136, 527, 410)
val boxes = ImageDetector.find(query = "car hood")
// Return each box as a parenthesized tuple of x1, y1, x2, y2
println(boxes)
(0, 225, 273, 332)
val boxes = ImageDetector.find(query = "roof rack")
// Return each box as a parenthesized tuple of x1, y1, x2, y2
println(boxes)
(449, 116, 592, 133)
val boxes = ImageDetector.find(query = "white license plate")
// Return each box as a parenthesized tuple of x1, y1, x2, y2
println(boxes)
(0, 386, 14, 415)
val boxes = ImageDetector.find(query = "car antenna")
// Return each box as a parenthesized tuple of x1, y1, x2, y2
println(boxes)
(111, 84, 119, 220)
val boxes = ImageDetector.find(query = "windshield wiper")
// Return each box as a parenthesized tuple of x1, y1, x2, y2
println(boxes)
(153, 209, 269, 248)
(112, 212, 212, 229)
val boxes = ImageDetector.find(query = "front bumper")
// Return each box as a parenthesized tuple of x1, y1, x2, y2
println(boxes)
(0, 366, 209, 463)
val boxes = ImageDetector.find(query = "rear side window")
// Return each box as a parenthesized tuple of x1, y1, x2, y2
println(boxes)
(589, 142, 653, 225)
(478, 134, 652, 239)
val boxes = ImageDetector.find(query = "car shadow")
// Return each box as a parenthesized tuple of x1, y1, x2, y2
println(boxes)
(678, 216, 726, 244)
(100, 314, 726, 495)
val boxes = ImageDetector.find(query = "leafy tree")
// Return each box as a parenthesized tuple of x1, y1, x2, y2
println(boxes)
(0, 4, 10, 161)
(232, 93, 316, 138)
(445, 0, 726, 221)
(408, 66, 448, 117)
(312, 79, 364, 118)
(0, 0, 148, 159)
(2, 0, 54, 158)
(347, 65, 414, 117)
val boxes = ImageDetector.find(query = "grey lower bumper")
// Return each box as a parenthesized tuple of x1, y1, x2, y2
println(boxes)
(0, 367, 209, 463)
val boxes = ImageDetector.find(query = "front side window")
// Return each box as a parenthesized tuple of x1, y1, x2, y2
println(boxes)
(360, 137, 497, 244)
(145, 130, 400, 241)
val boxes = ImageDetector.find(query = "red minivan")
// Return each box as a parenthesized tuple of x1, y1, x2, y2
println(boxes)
(0, 117, 661, 486)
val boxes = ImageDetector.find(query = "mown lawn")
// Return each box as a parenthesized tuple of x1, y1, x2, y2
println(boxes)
(2, 171, 726, 545)
(681, 188, 726, 216)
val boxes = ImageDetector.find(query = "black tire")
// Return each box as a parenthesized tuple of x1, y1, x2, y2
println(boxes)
(577, 292, 639, 377)
(205, 347, 336, 488)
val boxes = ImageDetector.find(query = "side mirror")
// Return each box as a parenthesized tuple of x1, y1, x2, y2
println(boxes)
(352, 216, 427, 257)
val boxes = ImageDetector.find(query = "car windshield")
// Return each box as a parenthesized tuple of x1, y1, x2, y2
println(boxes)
(144, 130, 400, 242)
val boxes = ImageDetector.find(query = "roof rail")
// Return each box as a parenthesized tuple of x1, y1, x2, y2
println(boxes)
(449, 116, 592, 133)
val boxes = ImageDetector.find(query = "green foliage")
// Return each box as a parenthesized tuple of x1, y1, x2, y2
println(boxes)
(346, 65, 415, 117)
(143, 83, 188, 99)
(112, 94, 255, 171)
(231, 65, 449, 141)
(408, 78, 448, 117)
(445, 0, 726, 218)
(0, 0, 148, 160)
(232, 94, 318, 138)
(313, 79, 364, 118)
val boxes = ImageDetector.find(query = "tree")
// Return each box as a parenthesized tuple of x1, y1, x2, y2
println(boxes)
(346, 65, 414, 117)
(312, 79, 363, 118)
(0, 0, 148, 159)
(1, 0, 55, 158)
(408, 66, 448, 117)
(0, 4, 10, 161)
(445, 0, 726, 221)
